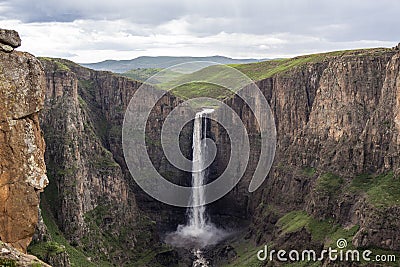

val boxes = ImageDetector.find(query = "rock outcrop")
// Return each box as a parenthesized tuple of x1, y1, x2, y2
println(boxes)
(0, 241, 50, 267)
(0, 28, 48, 253)
(0, 29, 21, 53)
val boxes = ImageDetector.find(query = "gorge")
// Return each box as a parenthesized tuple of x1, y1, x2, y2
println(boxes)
(1, 28, 400, 266)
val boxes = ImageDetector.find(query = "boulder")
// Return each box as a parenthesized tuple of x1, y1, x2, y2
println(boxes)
(0, 29, 21, 48)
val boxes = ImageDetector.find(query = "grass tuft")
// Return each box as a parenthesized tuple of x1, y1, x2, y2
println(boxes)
(315, 173, 343, 195)
(277, 210, 359, 244)
(303, 167, 316, 177)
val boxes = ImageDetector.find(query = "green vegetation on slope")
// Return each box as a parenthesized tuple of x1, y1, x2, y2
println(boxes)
(30, 201, 97, 267)
(39, 57, 71, 71)
(122, 68, 163, 82)
(231, 48, 391, 81)
(122, 68, 182, 84)
(164, 64, 250, 90)
(277, 210, 359, 245)
(81, 207, 124, 266)
(28, 241, 67, 260)
(351, 172, 400, 207)
(221, 242, 265, 267)
(315, 172, 343, 196)
(81, 55, 261, 73)
(0, 258, 17, 267)
(155, 63, 251, 102)
(171, 82, 233, 100)
(278, 210, 399, 266)
(278, 211, 312, 235)
(302, 167, 316, 177)
(160, 48, 392, 101)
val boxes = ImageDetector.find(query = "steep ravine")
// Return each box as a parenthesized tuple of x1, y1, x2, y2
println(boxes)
(29, 46, 400, 266)
(35, 58, 166, 266)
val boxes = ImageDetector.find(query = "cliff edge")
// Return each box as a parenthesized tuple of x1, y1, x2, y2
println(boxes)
(0, 28, 48, 261)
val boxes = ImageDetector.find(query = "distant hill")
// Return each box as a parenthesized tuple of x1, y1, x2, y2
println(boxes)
(80, 56, 266, 73)
(121, 68, 181, 83)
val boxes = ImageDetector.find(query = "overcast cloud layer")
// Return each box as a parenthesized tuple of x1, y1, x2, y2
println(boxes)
(0, 0, 399, 63)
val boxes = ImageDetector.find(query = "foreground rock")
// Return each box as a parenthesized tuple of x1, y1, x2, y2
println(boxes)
(0, 29, 21, 53)
(0, 28, 48, 253)
(0, 29, 21, 48)
(0, 241, 50, 267)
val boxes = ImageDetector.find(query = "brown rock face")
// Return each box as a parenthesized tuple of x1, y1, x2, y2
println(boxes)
(230, 49, 400, 252)
(0, 39, 47, 252)
(39, 58, 143, 264)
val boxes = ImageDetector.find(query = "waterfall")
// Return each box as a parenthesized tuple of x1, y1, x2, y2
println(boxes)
(165, 108, 228, 252)
(187, 109, 214, 230)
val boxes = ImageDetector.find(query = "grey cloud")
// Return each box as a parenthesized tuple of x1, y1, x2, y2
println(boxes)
(1, 0, 186, 24)
(184, 0, 400, 42)
(1, 0, 83, 22)
(2, 0, 400, 42)
(1, 0, 399, 63)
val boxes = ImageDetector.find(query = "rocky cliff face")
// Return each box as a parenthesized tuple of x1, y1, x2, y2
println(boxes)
(33, 46, 400, 266)
(37, 58, 141, 264)
(36, 58, 186, 266)
(213, 48, 400, 259)
(0, 29, 48, 253)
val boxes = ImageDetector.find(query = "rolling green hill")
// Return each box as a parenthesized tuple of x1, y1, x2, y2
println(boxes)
(80, 55, 265, 73)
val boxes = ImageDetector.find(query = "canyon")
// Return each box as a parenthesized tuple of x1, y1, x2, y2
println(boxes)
(1, 28, 400, 266)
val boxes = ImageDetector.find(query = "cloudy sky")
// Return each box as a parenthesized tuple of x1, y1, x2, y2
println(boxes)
(1, 0, 399, 63)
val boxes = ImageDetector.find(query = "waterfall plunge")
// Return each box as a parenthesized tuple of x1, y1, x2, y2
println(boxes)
(188, 108, 214, 230)
(166, 109, 227, 250)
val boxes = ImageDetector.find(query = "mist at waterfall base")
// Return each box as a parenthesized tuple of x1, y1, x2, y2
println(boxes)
(165, 109, 229, 249)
